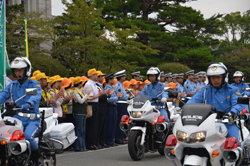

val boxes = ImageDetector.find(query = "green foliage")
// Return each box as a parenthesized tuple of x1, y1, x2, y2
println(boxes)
(29, 54, 69, 77)
(51, 0, 158, 76)
(215, 47, 250, 82)
(158, 62, 191, 76)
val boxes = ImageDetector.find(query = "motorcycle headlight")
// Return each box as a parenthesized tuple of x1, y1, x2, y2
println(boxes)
(190, 132, 206, 143)
(132, 111, 142, 118)
(176, 131, 189, 143)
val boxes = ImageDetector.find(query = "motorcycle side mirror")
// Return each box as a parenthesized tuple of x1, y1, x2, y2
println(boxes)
(164, 87, 171, 92)
(246, 88, 250, 92)
(168, 90, 178, 98)
(237, 97, 250, 104)
(25, 88, 37, 96)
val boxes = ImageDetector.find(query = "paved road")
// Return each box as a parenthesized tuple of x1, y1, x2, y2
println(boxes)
(57, 144, 181, 166)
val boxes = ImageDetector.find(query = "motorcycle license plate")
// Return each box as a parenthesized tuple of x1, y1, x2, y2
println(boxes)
(67, 131, 75, 143)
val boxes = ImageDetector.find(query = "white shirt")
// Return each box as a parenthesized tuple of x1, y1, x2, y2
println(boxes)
(6, 77, 12, 86)
(84, 79, 99, 103)
(73, 88, 89, 104)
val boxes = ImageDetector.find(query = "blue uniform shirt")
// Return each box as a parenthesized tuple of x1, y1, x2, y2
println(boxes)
(184, 79, 196, 94)
(105, 84, 118, 105)
(0, 78, 42, 115)
(114, 81, 129, 101)
(231, 82, 249, 95)
(176, 82, 186, 98)
(139, 82, 169, 106)
(187, 84, 242, 115)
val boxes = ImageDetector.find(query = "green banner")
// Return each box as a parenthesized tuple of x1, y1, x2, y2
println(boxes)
(0, 0, 5, 94)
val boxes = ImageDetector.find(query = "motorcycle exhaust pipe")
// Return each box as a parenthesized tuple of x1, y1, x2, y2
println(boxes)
(120, 122, 130, 132)
(164, 147, 176, 160)
(156, 122, 167, 132)
(223, 149, 239, 163)
(8, 140, 27, 155)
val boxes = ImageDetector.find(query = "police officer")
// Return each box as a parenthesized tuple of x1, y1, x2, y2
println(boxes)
(172, 74, 178, 83)
(231, 71, 249, 95)
(0, 57, 43, 165)
(165, 72, 172, 84)
(197, 72, 204, 89)
(202, 71, 207, 85)
(139, 67, 169, 121)
(187, 62, 243, 144)
(176, 73, 186, 107)
(159, 71, 165, 84)
(114, 70, 129, 144)
(104, 73, 123, 146)
(131, 71, 140, 81)
(193, 73, 199, 91)
(184, 70, 199, 96)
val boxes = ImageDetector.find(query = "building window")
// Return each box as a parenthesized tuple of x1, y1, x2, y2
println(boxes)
(21, 0, 24, 4)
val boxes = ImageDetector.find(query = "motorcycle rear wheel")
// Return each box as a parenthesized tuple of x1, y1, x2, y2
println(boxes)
(128, 130, 145, 161)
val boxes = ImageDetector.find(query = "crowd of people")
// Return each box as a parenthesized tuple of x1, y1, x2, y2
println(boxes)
(4, 58, 249, 154)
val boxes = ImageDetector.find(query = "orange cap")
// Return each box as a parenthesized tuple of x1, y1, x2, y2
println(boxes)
(123, 81, 131, 90)
(103, 78, 106, 84)
(73, 76, 83, 85)
(61, 78, 72, 89)
(168, 82, 177, 90)
(137, 81, 143, 86)
(143, 79, 151, 87)
(88, 68, 97, 76)
(112, 78, 117, 88)
(81, 76, 88, 81)
(54, 75, 63, 82)
(32, 70, 41, 77)
(130, 79, 137, 85)
(30, 76, 37, 80)
(36, 73, 48, 81)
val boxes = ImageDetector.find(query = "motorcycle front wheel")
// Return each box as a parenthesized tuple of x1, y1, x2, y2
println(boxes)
(128, 130, 145, 161)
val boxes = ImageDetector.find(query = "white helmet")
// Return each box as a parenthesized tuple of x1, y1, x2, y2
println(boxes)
(146, 67, 160, 81)
(10, 57, 32, 78)
(207, 62, 227, 77)
(233, 71, 244, 82)
(233, 71, 243, 77)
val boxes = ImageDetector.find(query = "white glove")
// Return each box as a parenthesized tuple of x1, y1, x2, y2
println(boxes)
(161, 97, 167, 103)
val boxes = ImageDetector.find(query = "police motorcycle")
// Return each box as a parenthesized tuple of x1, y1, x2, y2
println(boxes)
(0, 88, 76, 166)
(119, 87, 178, 161)
(164, 97, 250, 166)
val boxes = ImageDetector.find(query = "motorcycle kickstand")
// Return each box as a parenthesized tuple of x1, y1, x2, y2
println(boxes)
(171, 160, 177, 166)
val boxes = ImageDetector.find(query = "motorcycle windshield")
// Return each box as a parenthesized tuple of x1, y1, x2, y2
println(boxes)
(133, 95, 149, 109)
(181, 103, 217, 126)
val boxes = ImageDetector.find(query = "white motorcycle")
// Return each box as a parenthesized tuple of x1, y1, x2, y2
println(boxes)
(119, 87, 178, 161)
(0, 88, 76, 166)
(164, 98, 250, 166)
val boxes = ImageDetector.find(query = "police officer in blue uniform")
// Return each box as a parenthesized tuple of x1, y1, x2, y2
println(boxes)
(193, 73, 199, 91)
(187, 62, 243, 145)
(139, 67, 169, 121)
(0, 57, 43, 165)
(231, 71, 249, 95)
(165, 72, 172, 85)
(159, 71, 165, 84)
(201, 71, 207, 86)
(104, 73, 122, 146)
(184, 70, 199, 97)
(176, 73, 186, 107)
(114, 70, 129, 144)
(197, 72, 204, 89)
(172, 74, 178, 83)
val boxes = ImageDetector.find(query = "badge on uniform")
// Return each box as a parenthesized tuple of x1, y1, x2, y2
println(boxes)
(242, 88, 245, 90)
(235, 90, 240, 96)
(186, 86, 188, 89)
(226, 96, 230, 99)
(158, 91, 161, 93)
(36, 84, 41, 88)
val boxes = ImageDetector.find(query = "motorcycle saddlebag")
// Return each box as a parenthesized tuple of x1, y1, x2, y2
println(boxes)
(49, 123, 77, 149)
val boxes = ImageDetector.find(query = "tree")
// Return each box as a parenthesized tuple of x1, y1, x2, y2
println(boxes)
(158, 62, 191, 76)
(51, 0, 158, 76)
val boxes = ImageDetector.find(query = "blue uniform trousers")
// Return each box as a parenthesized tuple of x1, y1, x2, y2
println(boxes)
(74, 115, 86, 151)
(105, 106, 118, 145)
(159, 108, 168, 122)
(14, 115, 40, 151)
(115, 103, 128, 142)
(225, 123, 240, 145)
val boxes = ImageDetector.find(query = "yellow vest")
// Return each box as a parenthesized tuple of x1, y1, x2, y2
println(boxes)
(56, 89, 68, 114)
(42, 89, 52, 102)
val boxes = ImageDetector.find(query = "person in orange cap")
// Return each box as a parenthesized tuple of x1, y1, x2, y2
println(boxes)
(130, 79, 139, 96)
(81, 76, 88, 82)
(123, 81, 131, 91)
(137, 81, 143, 91)
(61, 78, 74, 123)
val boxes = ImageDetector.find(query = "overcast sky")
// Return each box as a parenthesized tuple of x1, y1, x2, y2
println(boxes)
(52, 0, 250, 18)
